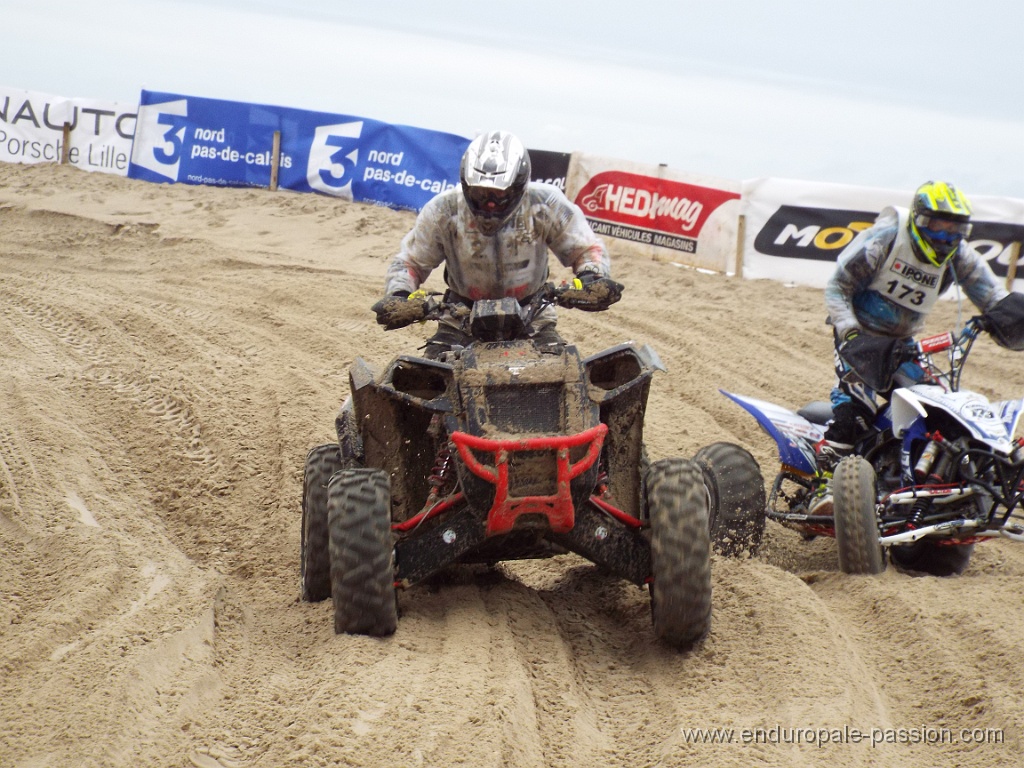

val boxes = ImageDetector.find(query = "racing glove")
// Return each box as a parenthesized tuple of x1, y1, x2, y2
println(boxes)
(371, 289, 430, 330)
(556, 274, 624, 312)
(980, 292, 1024, 350)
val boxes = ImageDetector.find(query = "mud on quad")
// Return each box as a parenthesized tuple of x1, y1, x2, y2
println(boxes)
(301, 284, 764, 649)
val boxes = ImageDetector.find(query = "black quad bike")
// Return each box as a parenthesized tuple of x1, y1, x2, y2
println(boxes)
(301, 284, 764, 649)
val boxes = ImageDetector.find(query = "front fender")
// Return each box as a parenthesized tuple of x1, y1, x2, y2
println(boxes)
(890, 388, 929, 438)
(897, 385, 1018, 452)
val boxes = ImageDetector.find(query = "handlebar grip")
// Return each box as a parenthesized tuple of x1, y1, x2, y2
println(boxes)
(917, 332, 954, 355)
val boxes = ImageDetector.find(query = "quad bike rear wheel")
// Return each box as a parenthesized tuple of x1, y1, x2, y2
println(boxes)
(833, 457, 885, 575)
(327, 468, 398, 636)
(890, 540, 974, 576)
(645, 457, 713, 649)
(301, 443, 342, 602)
(693, 441, 766, 557)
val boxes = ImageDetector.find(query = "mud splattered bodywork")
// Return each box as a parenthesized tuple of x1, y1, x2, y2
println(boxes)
(344, 338, 662, 586)
(306, 295, 716, 648)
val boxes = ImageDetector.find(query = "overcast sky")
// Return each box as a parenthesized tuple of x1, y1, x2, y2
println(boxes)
(4, 0, 1024, 198)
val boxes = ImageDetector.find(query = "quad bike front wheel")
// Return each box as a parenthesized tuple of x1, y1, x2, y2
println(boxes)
(645, 457, 713, 649)
(327, 468, 398, 636)
(301, 443, 342, 602)
(833, 457, 885, 575)
(693, 441, 766, 557)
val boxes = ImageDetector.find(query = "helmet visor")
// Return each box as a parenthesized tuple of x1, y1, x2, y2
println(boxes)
(466, 185, 518, 218)
(913, 213, 973, 244)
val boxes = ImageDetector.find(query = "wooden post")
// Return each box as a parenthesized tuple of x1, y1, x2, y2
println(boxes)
(60, 123, 71, 165)
(734, 213, 746, 278)
(1006, 241, 1020, 291)
(269, 130, 281, 191)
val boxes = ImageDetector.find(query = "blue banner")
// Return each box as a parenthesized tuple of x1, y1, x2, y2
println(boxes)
(128, 90, 470, 211)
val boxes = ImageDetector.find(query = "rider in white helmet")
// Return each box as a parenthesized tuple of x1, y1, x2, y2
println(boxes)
(810, 180, 1011, 515)
(375, 130, 619, 358)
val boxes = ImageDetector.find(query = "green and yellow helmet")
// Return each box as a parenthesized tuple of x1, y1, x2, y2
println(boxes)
(908, 181, 974, 267)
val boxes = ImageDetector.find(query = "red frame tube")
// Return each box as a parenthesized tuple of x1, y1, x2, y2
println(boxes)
(450, 424, 607, 535)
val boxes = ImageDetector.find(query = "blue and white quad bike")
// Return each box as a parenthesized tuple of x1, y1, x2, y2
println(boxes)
(723, 293, 1024, 576)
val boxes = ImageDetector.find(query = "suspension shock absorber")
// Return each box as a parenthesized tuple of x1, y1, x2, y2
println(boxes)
(908, 496, 930, 528)
(429, 444, 453, 490)
(909, 433, 950, 527)
(913, 434, 943, 481)
(408, 443, 455, 520)
(918, 432, 951, 485)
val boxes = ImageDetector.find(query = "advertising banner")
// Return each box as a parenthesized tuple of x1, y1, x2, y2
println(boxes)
(129, 91, 275, 188)
(567, 154, 741, 272)
(283, 119, 469, 211)
(529, 149, 571, 192)
(0, 85, 136, 175)
(129, 90, 470, 211)
(742, 177, 1024, 290)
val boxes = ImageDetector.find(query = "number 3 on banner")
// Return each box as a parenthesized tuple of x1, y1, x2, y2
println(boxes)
(130, 98, 189, 181)
(154, 112, 188, 165)
(307, 121, 363, 197)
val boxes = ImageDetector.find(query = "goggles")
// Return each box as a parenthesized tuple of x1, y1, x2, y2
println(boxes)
(466, 185, 517, 217)
(914, 213, 972, 244)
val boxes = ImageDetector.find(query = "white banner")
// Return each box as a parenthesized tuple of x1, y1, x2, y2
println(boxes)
(741, 177, 1024, 291)
(567, 154, 741, 273)
(0, 86, 137, 175)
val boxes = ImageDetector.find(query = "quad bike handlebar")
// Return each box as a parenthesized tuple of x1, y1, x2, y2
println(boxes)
(372, 277, 624, 332)
(839, 318, 983, 395)
(898, 294, 1023, 392)
(841, 293, 1024, 395)
(905, 319, 982, 393)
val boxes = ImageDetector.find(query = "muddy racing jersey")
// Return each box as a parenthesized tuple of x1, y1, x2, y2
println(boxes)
(826, 206, 1007, 339)
(384, 182, 610, 302)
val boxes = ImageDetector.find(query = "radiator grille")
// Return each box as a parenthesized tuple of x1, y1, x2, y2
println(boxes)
(486, 385, 562, 433)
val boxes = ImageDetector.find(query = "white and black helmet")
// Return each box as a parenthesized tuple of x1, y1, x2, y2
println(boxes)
(459, 130, 531, 234)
